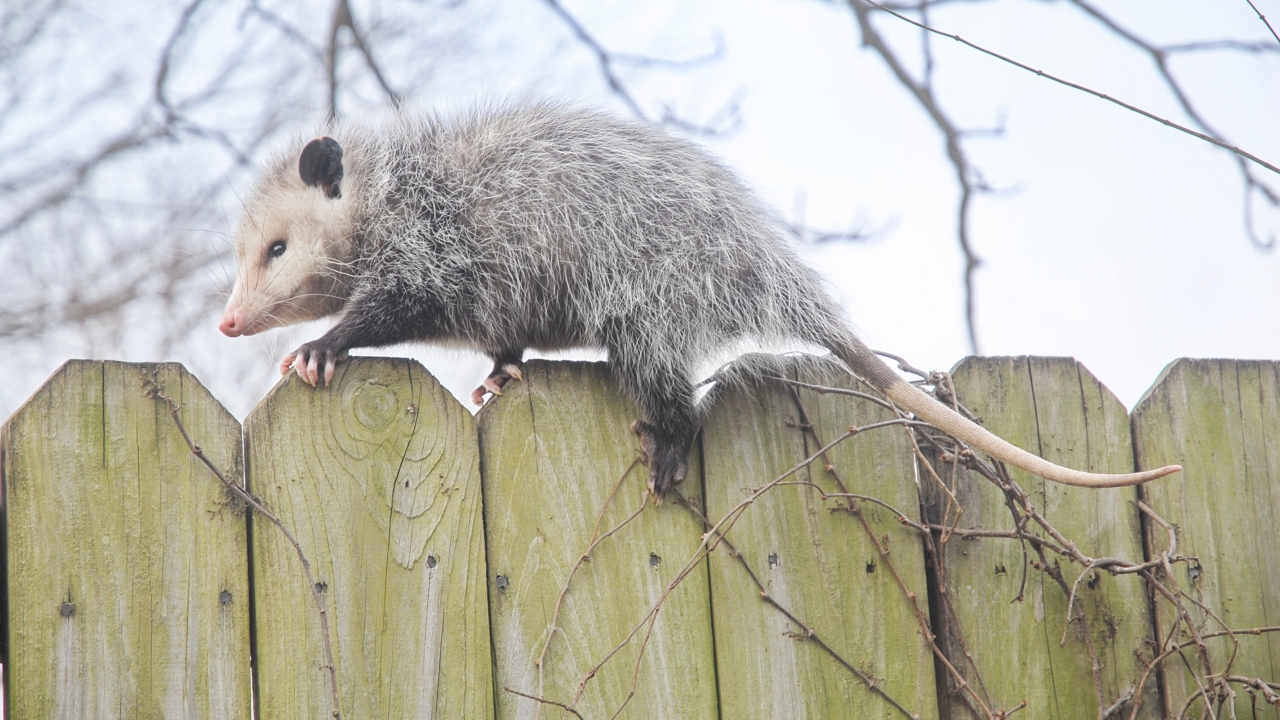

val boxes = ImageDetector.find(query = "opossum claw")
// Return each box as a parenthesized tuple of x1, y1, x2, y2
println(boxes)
(306, 353, 320, 386)
(291, 353, 310, 385)
(470, 375, 507, 406)
(284, 340, 349, 388)
(472, 362, 524, 405)
(631, 420, 690, 499)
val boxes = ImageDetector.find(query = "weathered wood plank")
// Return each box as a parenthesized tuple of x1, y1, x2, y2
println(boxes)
(701, 360, 938, 719)
(1131, 359, 1280, 720)
(245, 357, 493, 719)
(477, 360, 718, 720)
(928, 357, 1158, 720)
(1, 360, 250, 719)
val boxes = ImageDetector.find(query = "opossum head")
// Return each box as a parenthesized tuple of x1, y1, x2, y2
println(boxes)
(220, 136, 358, 337)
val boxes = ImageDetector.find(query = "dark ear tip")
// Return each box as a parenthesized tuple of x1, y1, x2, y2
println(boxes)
(299, 136, 345, 198)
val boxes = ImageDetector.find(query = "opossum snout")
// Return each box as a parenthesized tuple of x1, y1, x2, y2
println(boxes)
(219, 291, 270, 337)
(219, 308, 247, 337)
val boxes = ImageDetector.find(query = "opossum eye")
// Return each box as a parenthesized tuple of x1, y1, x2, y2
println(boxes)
(267, 240, 287, 260)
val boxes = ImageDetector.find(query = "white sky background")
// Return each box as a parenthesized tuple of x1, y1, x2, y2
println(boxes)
(1, 0, 1277, 421)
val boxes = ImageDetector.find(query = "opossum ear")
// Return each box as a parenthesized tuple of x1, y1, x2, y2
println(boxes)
(299, 137, 344, 199)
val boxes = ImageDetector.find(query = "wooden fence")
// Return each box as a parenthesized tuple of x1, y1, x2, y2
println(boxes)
(1, 356, 1277, 719)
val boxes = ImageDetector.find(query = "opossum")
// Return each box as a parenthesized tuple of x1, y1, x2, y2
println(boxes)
(218, 103, 1180, 495)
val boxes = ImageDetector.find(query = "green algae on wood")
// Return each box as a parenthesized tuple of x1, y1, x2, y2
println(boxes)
(2, 360, 251, 719)
(245, 357, 493, 719)
(927, 357, 1159, 720)
(1132, 359, 1280, 720)
(477, 360, 719, 720)
(701, 360, 939, 719)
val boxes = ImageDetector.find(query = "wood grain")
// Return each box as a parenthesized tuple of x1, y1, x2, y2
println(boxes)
(928, 357, 1158, 720)
(246, 357, 493, 719)
(2, 360, 250, 719)
(1132, 359, 1280, 720)
(701, 360, 938, 719)
(477, 360, 718, 720)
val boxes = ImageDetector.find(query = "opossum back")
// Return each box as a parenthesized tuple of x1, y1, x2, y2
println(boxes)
(468, 107, 834, 333)
(351, 104, 849, 361)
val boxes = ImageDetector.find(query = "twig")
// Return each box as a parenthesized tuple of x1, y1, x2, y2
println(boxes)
(675, 492, 921, 719)
(610, 33, 725, 69)
(872, 349, 933, 383)
(565, 418, 879, 714)
(1245, 0, 1280, 45)
(541, 0, 645, 120)
(1222, 675, 1280, 706)
(146, 381, 342, 719)
(154, 0, 210, 113)
(540, 0, 742, 136)
(766, 375, 896, 411)
(786, 386, 999, 718)
(904, 360, 1230, 719)
(849, 0, 984, 352)
(534, 459, 646, 717)
(503, 687, 585, 720)
(866, 0, 1280, 177)
(245, 1, 325, 63)
(1100, 688, 1134, 719)
(325, 0, 402, 119)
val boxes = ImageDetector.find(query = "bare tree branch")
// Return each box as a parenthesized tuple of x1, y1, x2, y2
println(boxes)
(875, 0, 1280, 252)
(1065, 0, 1279, 248)
(0, 126, 168, 239)
(541, 0, 647, 121)
(540, 0, 743, 136)
(1245, 0, 1280, 46)
(326, 0, 401, 120)
(155, 0, 210, 114)
(839, 0, 1280, 344)
(244, 1, 326, 65)
(848, 0, 986, 353)
(1163, 39, 1280, 54)
(1, 0, 259, 240)
(610, 33, 725, 69)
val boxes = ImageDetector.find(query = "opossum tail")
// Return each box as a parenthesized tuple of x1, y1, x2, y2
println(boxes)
(824, 335, 1181, 488)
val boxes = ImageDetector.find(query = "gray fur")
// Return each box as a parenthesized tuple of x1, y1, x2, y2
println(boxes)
(321, 104, 860, 361)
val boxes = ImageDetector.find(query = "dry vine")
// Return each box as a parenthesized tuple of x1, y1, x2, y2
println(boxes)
(511, 358, 1278, 720)
(141, 353, 1277, 719)
(144, 377, 343, 719)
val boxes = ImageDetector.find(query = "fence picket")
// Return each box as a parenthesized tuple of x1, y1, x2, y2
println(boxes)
(1132, 359, 1280, 720)
(1, 360, 250, 719)
(924, 357, 1159, 720)
(244, 358, 493, 719)
(476, 360, 719, 720)
(700, 360, 940, 719)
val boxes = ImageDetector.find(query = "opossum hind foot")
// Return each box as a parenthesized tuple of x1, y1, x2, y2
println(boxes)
(471, 362, 524, 406)
(631, 420, 691, 500)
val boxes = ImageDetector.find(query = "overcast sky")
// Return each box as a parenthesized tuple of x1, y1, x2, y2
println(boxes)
(1, 0, 1277, 421)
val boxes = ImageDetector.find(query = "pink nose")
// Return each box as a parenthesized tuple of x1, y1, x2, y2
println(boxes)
(219, 311, 243, 337)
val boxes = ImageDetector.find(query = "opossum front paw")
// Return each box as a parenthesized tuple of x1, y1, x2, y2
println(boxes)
(471, 363, 524, 406)
(280, 340, 349, 387)
(631, 420, 690, 500)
